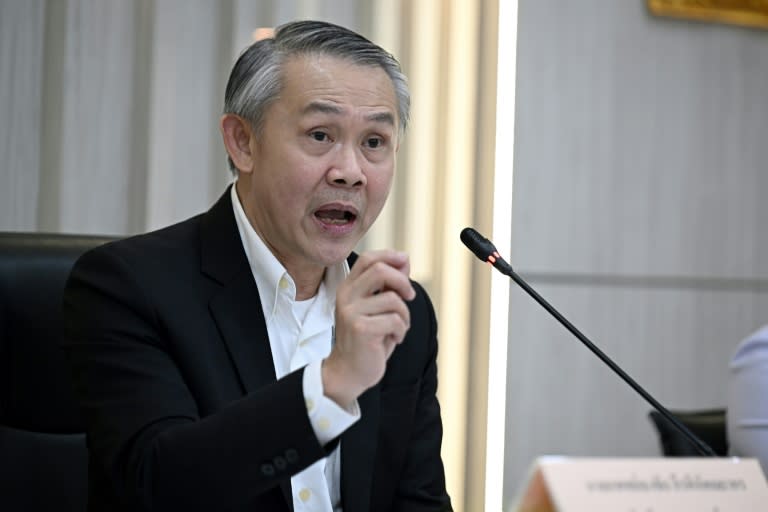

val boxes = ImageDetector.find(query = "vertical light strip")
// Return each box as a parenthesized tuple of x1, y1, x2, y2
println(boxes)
(363, 0, 402, 252)
(401, 0, 439, 281)
(485, 1, 517, 510)
(298, 0, 318, 20)
(439, 0, 480, 509)
(145, 1, 178, 230)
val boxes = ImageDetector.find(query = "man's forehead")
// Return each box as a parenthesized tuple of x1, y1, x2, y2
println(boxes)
(275, 55, 398, 124)
(300, 100, 396, 126)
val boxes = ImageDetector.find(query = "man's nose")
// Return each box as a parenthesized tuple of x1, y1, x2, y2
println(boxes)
(326, 143, 366, 187)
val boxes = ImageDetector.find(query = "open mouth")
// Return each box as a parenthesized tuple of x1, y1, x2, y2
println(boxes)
(314, 207, 357, 225)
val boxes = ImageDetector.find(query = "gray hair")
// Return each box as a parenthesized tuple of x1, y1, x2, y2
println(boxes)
(223, 20, 410, 172)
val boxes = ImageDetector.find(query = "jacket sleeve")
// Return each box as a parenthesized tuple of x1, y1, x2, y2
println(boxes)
(62, 244, 329, 510)
(386, 281, 453, 512)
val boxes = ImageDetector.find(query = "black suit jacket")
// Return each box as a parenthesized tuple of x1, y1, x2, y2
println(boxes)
(62, 188, 451, 511)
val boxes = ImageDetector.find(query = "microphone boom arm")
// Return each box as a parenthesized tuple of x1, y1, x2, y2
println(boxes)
(461, 227, 717, 457)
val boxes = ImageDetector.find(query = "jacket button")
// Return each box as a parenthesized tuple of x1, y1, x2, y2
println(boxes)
(273, 456, 287, 470)
(285, 449, 298, 463)
(260, 463, 275, 476)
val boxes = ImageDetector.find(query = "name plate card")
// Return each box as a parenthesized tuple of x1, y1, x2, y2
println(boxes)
(512, 457, 768, 512)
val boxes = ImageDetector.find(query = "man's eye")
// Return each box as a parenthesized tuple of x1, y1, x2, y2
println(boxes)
(310, 131, 329, 142)
(366, 137, 383, 149)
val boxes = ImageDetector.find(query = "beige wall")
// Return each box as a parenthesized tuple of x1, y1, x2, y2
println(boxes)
(504, 0, 768, 506)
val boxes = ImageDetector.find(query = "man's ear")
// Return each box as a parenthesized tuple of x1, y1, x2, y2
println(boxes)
(220, 114, 255, 174)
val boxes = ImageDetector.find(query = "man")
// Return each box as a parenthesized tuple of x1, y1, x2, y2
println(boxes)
(62, 20, 452, 512)
(727, 325, 768, 476)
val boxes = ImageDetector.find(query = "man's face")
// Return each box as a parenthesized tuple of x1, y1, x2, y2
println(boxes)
(238, 54, 399, 276)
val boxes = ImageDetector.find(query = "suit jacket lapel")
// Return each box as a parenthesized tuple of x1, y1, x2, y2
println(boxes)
(199, 187, 294, 508)
(341, 385, 380, 511)
(200, 185, 276, 392)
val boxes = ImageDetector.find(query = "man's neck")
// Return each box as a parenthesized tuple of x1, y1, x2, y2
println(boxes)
(288, 266, 325, 301)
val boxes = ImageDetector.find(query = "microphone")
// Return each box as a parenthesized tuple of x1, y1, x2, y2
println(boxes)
(460, 227, 717, 457)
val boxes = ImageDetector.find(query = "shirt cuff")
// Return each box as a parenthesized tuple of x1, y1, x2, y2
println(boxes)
(303, 359, 360, 446)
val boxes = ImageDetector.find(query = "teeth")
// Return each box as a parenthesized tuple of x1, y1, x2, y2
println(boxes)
(315, 209, 354, 223)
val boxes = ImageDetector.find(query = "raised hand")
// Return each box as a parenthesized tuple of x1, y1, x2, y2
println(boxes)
(321, 250, 415, 410)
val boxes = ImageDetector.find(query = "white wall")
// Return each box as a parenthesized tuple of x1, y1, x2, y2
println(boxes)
(504, 0, 768, 504)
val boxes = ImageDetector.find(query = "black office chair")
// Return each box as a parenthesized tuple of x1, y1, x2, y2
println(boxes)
(648, 408, 728, 457)
(0, 232, 115, 511)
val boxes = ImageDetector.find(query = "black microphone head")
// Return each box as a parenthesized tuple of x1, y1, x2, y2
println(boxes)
(460, 227, 498, 262)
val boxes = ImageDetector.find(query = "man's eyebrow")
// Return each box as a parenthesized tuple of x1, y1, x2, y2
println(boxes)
(302, 101, 395, 126)
(365, 111, 395, 126)
(302, 101, 343, 116)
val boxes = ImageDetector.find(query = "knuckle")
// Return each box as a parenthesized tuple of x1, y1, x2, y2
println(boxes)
(351, 318, 367, 334)
(358, 252, 374, 266)
(371, 260, 389, 274)
(384, 290, 400, 304)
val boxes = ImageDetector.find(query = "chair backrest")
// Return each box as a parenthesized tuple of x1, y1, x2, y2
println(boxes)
(648, 408, 728, 457)
(0, 232, 116, 511)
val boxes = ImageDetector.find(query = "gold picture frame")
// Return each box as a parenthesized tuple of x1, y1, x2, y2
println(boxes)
(648, 0, 768, 30)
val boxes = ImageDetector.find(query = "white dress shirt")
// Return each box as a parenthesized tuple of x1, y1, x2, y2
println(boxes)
(231, 184, 360, 511)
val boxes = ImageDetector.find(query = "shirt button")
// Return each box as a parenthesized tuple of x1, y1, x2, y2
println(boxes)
(305, 398, 315, 412)
(279, 277, 289, 289)
(298, 488, 311, 502)
(318, 418, 330, 431)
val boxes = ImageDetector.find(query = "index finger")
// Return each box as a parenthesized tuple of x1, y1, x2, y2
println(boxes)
(349, 250, 410, 279)
(347, 250, 414, 300)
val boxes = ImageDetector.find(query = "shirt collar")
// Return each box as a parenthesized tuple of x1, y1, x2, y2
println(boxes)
(230, 183, 349, 318)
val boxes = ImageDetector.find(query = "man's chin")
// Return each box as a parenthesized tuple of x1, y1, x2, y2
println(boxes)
(313, 241, 359, 266)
